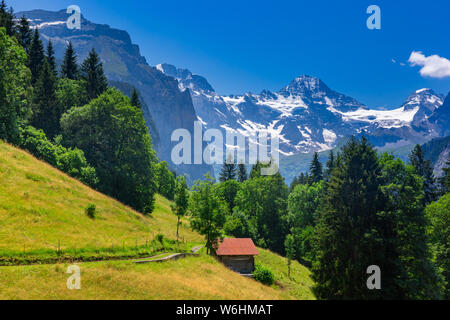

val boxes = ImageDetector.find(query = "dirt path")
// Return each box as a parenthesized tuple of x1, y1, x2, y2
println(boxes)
(0, 246, 204, 267)
(133, 246, 203, 264)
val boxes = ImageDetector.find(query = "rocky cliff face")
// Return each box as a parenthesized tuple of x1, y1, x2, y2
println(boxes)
(20, 9, 213, 182)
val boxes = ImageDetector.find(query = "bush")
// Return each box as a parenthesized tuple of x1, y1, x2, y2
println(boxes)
(85, 203, 96, 219)
(155, 233, 165, 245)
(253, 264, 274, 285)
(19, 126, 98, 187)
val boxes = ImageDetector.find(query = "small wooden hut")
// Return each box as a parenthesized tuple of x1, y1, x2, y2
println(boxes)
(215, 238, 259, 274)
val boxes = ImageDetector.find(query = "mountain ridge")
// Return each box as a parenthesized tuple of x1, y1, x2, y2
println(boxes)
(157, 63, 448, 156)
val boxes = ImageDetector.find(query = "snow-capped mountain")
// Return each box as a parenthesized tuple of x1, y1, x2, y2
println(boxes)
(157, 63, 447, 156)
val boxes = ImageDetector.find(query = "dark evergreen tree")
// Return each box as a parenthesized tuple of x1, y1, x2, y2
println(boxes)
(312, 137, 390, 299)
(237, 162, 248, 182)
(289, 176, 299, 193)
(409, 144, 437, 204)
(219, 154, 237, 182)
(309, 152, 323, 183)
(16, 16, 32, 53)
(80, 48, 108, 100)
(46, 40, 57, 77)
(60, 42, 78, 80)
(313, 138, 443, 299)
(298, 172, 308, 185)
(130, 88, 142, 109)
(325, 150, 335, 181)
(0, 0, 14, 36)
(31, 59, 59, 138)
(28, 29, 44, 84)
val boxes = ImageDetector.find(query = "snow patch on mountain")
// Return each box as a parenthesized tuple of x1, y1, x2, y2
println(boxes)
(335, 106, 420, 128)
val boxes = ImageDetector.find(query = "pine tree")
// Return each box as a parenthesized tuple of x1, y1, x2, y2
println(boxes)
(0, 1, 14, 36)
(312, 137, 389, 299)
(17, 16, 32, 53)
(325, 150, 335, 180)
(237, 162, 247, 182)
(219, 154, 237, 182)
(80, 48, 108, 100)
(409, 144, 436, 204)
(309, 152, 323, 183)
(31, 59, 59, 137)
(130, 88, 142, 109)
(28, 29, 44, 84)
(289, 176, 299, 192)
(297, 172, 309, 185)
(60, 42, 78, 80)
(46, 40, 57, 77)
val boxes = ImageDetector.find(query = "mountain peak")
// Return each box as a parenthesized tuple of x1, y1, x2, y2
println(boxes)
(291, 75, 324, 90)
(415, 88, 431, 94)
(279, 75, 329, 98)
(157, 63, 214, 93)
(402, 88, 443, 112)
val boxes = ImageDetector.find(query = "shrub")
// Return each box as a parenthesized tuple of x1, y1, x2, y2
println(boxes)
(155, 233, 165, 245)
(85, 203, 96, 219)
(253, 264, 274, 285)
(19, 126, 98, 187)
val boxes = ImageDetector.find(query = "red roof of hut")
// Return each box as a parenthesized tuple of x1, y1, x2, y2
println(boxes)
(215, 238, 259, 256)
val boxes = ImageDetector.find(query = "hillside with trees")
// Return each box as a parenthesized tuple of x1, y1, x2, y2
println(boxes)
(0, 0, 448, 300)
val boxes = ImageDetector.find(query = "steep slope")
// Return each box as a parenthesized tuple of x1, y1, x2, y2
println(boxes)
(18, 9, 213, 182)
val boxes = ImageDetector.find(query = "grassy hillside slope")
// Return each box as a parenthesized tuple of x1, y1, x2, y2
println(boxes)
(0, 141, 202, 252)
(0, 141, 315, 299)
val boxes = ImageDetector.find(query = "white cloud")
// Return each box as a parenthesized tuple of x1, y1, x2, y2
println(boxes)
(408, 51, 450, 78)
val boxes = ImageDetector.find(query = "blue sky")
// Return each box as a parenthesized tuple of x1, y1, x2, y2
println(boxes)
(8, 0, 450, 108)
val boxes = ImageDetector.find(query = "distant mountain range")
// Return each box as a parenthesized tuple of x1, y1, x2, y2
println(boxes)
(158, 63, 448, 154)
(20, 9, 450, 183)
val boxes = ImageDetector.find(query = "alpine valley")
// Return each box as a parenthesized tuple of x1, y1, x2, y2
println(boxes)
(19, 9, 450, 184)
